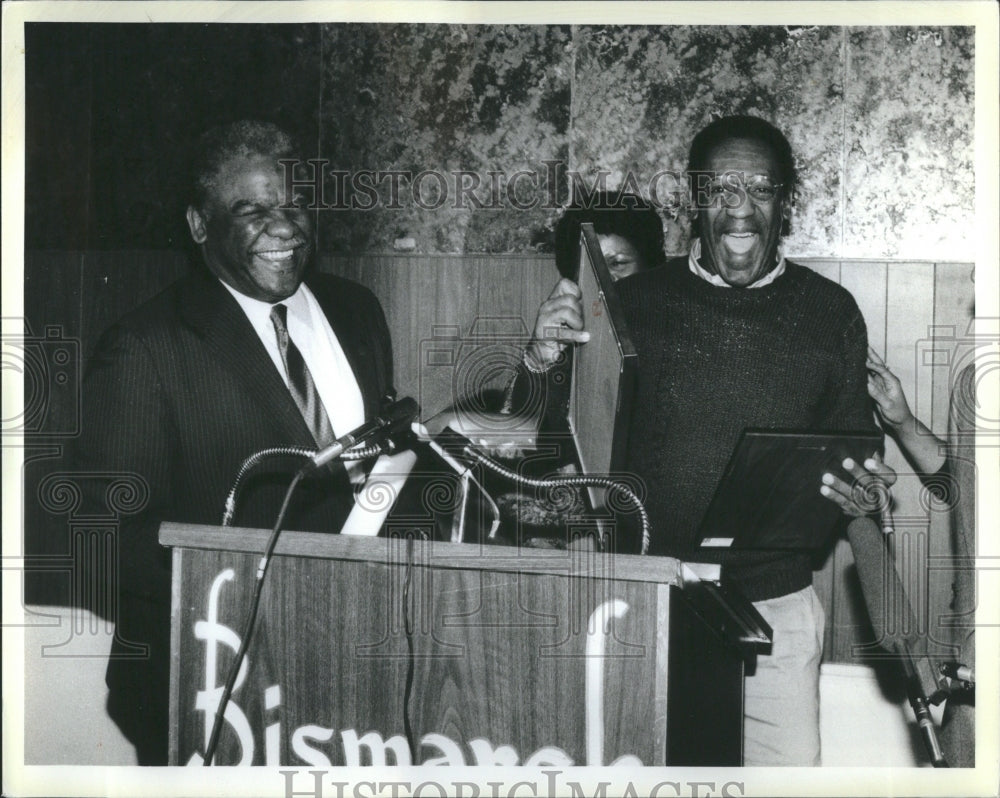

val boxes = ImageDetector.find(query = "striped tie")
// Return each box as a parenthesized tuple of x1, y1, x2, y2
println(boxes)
(270, 304, 336, 448)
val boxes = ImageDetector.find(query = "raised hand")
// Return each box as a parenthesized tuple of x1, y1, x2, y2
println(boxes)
(866, 346, 913, 428)
(524, 278, 591, 371)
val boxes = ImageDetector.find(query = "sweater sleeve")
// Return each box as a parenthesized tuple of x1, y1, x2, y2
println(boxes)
(823, 304, 880, 437)
(500, 358, 536, 415)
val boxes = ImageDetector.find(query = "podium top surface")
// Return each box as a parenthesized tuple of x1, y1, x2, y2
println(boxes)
(159, 522, 683, 585)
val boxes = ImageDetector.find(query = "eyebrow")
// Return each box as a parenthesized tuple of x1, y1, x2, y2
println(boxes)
(710, 171, 776, 180)
(228, 194, 289, 214)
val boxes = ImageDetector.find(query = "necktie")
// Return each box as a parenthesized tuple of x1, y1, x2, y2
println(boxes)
(270, 304, 336, 448)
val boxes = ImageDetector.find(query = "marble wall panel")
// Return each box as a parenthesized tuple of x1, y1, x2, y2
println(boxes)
(843, 27, 974, 261)
(319, 24, 572, 255)
(571, 25, 847, 257)
(25, 23, 975, 260)
(315, 24, 972, 261)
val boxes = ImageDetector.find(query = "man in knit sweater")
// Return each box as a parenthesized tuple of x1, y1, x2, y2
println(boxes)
(621, 116, 878, 765)
(533, 116, 879, 765)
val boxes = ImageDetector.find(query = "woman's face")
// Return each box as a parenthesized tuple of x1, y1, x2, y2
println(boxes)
(598, 234, 645, 281)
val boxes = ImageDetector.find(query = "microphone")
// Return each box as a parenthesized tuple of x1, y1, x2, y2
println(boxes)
(939, 661, 975, 689)
(847, 516, 949, 766)
(310, 397, 420, 469)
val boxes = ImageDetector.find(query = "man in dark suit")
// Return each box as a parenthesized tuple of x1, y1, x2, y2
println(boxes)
(73, 120, 393, 764)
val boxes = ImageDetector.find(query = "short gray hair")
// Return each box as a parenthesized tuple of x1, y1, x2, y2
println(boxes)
(190, 120, 299, 208)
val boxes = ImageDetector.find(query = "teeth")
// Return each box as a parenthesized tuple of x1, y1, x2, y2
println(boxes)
(256, 250, 295, 262)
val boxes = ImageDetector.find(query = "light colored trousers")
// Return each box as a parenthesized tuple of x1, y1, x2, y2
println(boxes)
(743, 585, 825, 766)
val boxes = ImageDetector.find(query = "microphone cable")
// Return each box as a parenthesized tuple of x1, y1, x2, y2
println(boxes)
(461, 444, 651, 555)
(401, 534, 419, 764)
(206, 421, 649, 762)
(205, 441, 388, 764)
(424, 437, 501, 541)
(204, 464, 307, 765)
(221, 443, 387, 526)
(846, 516, 950, 767)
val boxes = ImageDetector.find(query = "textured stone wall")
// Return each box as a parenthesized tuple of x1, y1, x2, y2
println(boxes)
(317, 24, 974, 261)
(319, 25, 572, 256)
(25, 23, 974, 260)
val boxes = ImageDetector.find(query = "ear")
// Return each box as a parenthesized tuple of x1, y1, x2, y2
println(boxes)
(778, 184, 793, 215)
(186, 206, 208, 244)
(780, 196, 793, 237)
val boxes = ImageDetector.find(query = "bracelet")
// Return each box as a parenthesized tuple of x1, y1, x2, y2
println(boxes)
(523, 349, 550, 374)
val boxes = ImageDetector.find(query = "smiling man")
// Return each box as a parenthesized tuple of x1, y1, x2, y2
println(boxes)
(612, 116, 880, 766)
(693, 134, 788, 287)
(73, 121, 393, 764)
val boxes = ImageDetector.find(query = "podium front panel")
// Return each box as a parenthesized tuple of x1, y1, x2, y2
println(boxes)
(165, 525, 742, 766)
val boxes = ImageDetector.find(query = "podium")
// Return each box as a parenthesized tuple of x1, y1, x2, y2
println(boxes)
(163, 523, 760, 766)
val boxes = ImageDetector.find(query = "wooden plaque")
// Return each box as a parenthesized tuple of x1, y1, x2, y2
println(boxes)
(569, 224, 638, 509)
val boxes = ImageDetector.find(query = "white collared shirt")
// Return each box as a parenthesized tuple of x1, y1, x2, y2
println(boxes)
(221, 280, 367, 481)
(688, 238, 786, 288)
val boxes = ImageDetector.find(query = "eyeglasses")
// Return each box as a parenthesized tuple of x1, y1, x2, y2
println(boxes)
(704, 174, 784, 205)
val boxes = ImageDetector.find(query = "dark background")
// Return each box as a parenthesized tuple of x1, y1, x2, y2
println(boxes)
(25, 23, 321, 251)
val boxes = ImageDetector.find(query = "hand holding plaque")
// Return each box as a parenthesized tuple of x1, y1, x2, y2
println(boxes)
(524, 277, 590, 371)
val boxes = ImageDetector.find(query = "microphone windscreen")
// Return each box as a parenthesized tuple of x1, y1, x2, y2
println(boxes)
(384, 397, 420, 431)
(846, 516, 917, 650)
(847, 518, 949, 706)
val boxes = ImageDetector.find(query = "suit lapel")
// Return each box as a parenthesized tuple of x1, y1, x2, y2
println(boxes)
(178, 272, 316, 447)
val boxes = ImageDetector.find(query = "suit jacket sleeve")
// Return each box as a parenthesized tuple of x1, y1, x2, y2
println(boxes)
(368, 286, 395, 402)
(73, 323, 175, 602)
(502, 351, 573, 435)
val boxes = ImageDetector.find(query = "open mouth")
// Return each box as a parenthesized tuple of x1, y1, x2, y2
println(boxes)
(722, 232, 758, 255)
(253, 248, 298, 263)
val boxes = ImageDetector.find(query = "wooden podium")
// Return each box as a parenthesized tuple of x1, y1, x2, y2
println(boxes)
(163, 523, 759, 767)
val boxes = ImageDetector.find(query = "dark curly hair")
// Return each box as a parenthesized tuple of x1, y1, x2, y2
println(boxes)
(688, 115, 797, 194)
(554, 190, 666, 279)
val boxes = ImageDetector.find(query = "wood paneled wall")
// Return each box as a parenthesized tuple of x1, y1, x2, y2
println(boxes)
(21, 251, 975, 664)
(330, 254, 556, 415)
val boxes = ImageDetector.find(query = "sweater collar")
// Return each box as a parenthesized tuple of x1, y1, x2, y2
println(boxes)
(688, 238, 786, 289)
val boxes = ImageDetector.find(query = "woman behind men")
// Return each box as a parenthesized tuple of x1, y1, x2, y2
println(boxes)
(502, 191, 666, 425)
